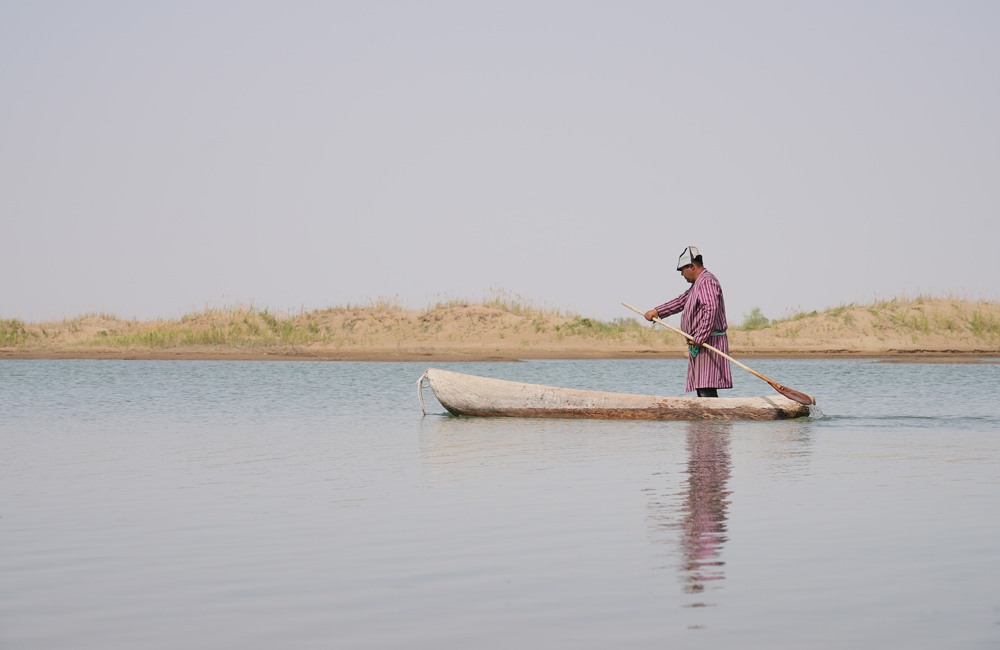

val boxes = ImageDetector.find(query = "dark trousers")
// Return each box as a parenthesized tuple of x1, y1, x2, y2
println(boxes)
(696, 388, 719, 398)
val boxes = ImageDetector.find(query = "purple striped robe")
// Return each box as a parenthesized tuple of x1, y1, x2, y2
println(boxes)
(655, 269, 733, 393)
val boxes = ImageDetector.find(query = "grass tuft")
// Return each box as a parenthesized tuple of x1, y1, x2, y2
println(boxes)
(970, 307, 1000, 339)
(739, 307, 770, 331)
(0, 319, 30, 346)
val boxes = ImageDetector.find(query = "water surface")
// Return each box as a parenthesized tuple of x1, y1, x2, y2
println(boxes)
(2, 359, 999, 648)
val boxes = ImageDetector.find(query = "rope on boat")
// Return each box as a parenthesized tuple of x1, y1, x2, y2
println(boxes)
(416, 371, 430, 416)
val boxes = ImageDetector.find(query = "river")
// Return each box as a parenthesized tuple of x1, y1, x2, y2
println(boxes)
(2, 359, 998, 648)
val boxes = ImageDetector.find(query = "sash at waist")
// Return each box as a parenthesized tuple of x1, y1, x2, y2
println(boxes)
(689, 331, 727, 357)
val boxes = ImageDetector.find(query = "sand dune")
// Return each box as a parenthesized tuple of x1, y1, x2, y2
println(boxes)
(2, 296, 998, 360)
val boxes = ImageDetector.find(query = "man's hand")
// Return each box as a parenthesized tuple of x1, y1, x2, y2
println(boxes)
(644, 309, 658, 322)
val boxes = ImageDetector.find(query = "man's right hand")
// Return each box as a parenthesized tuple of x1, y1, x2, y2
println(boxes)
(644, 310, 658, 321)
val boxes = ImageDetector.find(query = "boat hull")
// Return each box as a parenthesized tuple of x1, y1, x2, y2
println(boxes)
(422, 368, 810, 420)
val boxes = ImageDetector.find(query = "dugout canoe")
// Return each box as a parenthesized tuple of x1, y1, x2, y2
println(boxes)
(417, 368, 811, 420)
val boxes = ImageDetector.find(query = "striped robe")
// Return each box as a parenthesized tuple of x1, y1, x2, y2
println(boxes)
(655, 269, 733, 393)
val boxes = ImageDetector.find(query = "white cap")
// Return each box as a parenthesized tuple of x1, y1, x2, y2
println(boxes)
(677, 246, 700, 270)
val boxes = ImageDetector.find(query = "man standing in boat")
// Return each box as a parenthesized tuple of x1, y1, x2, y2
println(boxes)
(644, 247, 733, 397)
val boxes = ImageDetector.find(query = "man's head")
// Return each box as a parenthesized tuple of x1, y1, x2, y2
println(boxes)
(677, 246, 704, 283)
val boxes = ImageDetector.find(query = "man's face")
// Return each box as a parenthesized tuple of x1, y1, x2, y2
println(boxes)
(679, 264, 698, 283)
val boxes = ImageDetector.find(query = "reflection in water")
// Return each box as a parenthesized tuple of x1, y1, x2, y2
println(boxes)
(647, 421, 815, 608)
(414, 414, 623, 487)
(676, 422, 732, 596)
(419, 414, 813, 608)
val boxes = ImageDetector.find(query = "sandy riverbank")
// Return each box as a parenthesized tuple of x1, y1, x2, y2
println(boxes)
(3, 296, 999, 361)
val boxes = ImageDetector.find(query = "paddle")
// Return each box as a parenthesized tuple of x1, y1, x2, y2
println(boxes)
(622, 302, 816, 406)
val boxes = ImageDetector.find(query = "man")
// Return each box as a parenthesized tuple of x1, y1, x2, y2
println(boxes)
(644, 246, 732, 397)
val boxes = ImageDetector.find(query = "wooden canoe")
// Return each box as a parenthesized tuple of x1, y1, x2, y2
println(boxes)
(418, 368, 811, 420)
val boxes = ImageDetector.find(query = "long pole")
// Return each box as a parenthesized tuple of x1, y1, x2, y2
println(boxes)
(622, 302, 815, 406)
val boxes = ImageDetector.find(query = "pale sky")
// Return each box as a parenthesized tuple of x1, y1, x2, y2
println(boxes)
(3, 1, 998, 324)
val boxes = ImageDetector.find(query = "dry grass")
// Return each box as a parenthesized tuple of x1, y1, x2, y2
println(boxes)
(733, 294, 1000, 350)
(1, 290, 677, 353)
(5, 292, 999, 355)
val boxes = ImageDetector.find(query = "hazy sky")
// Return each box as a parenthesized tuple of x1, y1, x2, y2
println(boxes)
(3, 1, 998, 323)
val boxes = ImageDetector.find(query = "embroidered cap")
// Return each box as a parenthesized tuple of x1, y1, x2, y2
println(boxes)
(676, 246, 700, 270)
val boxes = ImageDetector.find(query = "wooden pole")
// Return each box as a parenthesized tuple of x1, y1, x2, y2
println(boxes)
(622, 302, 815, 406)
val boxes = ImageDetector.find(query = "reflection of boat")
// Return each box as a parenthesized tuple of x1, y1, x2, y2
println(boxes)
(418, 369, 809, 420)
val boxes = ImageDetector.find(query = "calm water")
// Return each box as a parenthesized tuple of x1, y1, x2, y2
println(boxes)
(2, 359, 999, 649)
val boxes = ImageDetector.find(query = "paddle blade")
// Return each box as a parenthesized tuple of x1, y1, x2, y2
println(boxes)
(772, 383, 816, 406)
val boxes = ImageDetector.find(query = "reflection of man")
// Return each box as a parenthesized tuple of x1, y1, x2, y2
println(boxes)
(644, 246, 732, 397)
(678, 422, 732, 594)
